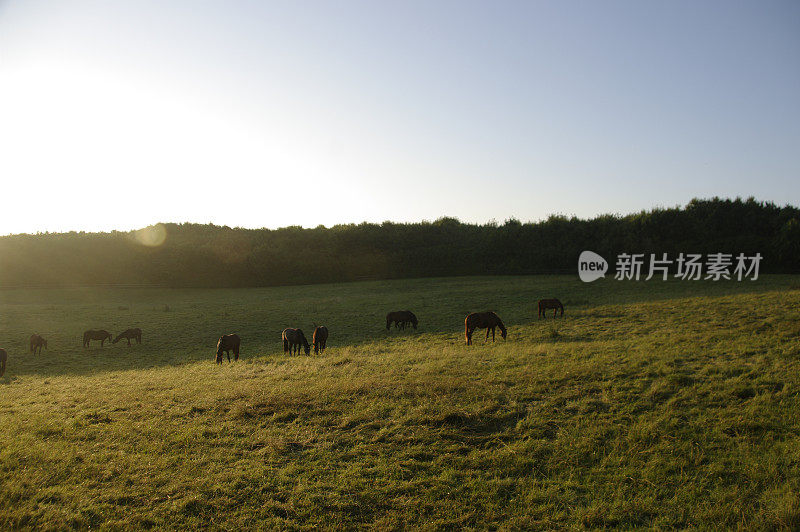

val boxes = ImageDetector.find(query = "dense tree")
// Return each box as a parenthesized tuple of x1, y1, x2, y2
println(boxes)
(0, 198, 796, 288)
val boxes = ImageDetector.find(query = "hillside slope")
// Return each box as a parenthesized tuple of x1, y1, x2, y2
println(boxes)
(1, 276, 799, 528)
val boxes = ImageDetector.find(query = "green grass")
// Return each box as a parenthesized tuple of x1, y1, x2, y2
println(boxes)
(1, 275, 799, 529)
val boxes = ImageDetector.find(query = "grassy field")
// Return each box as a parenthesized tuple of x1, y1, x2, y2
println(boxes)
(1, 275, 799, 529)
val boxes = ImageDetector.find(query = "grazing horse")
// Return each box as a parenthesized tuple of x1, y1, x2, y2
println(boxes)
(113, 328, 142, 346)
(29, 334, 47, 354)
(0, 348, 6, 377)
(83, 329, 112, 347)
(465, 311, 507, 345)
(282, 328, 310, 355)
(386, 310, 418, 330)
(312, 326, 328, 355)
(216, 333, 240, 364)
(538, 298, 564, 318)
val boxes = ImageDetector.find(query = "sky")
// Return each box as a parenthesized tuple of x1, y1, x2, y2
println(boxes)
(0, 1, 798, 235)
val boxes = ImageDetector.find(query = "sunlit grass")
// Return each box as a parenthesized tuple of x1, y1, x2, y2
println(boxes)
(1, 275, 799, 528)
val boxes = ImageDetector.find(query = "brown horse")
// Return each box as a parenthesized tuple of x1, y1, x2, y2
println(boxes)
(29, 334, 47, 354)
(83, 329, 112, 347)
(465, 311, 507, 345)
(538, 298, 564, 318)
(386, 310, 418, 330)
(312, 326, 328, 355)
(113, 328, 142, 346)
(216, 333, 240, 363)
(283, 328, 310, 355)
(0, 348, 6, 377)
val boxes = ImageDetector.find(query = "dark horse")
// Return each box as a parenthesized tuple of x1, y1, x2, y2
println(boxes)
(0, 348, 6, 377)
(113, 328, 142, 346)
(538, 298, 564, 318)
(216, 333, 240, 364)
(283, 328, 310, 355)
(312, 326, 328, 355)
(465, 311, 507, 345)
(30, 334, 47, 354)
(83, 329, 112, 347)
(386, 310, 418, 330)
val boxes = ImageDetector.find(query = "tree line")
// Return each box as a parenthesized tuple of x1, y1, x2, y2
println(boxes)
(1, 197, 798, 288)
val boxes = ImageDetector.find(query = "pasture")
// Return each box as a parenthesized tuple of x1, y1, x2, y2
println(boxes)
(1, 275, 799, 529)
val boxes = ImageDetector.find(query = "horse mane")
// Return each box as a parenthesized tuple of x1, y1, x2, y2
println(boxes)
(297, 329, 310, 348)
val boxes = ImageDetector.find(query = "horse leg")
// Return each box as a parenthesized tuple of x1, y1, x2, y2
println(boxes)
(492, 327, 496, 342)
(127, 338, 132, 346)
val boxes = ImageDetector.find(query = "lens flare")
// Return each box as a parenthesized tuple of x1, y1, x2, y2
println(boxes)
(134, 224, 167, 247)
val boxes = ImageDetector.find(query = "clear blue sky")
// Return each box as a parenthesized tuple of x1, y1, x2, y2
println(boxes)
(1, 1, 798, 234)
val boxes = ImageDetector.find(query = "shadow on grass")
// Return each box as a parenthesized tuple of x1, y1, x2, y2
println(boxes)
(2, 274, 797, 378)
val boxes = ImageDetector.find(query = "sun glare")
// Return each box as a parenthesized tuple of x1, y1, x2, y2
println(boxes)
(133, 223, 167, 247)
